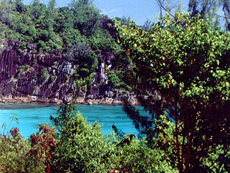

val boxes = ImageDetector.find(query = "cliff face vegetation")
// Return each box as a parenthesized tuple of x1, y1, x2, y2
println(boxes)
(0, 38, 132, 104)
(0, 0, 133, 104)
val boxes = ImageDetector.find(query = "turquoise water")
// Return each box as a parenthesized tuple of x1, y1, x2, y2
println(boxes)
(0, 103, 148, 138)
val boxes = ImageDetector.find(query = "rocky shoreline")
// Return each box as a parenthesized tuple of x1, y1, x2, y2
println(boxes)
(0, 95, 139, 105)
(0, 41, 140, 107)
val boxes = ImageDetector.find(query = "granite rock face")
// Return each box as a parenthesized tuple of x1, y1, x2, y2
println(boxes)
(0, 41, 137, 105)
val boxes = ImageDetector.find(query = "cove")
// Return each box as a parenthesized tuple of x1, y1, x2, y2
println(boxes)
(0, 103, 149, 138)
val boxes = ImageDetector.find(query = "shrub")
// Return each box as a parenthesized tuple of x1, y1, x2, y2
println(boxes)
(50, 104, 177, 173)
(0, 128, 30, 173)
(29, 124, 57, 173)
(0, 124, 57, 173)
(51, 112, 113, 172)
(111, 135, 177, 173)
(0, 105, 178, 173)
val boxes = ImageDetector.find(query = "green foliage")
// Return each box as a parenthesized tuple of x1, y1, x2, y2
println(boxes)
(116, 13, 230, 100)
(188, 0, 230, 29)
(111, 134, 177, 173)
(19, 65, 33, 73)
(108, 71, 121, 87)
(0, 122, 57, 173)
(107, 70, 131, 90)
(70, 1, 101, 36)
(50, 104, 177, 173)
(0, 129, 32, 173)
(42, 67, 49, 80)
(51, 113, 111, 172)
(0, 0, 127, 91)
(51, 75, 57, 82)
(75, 72, 95, 92)
(51, 104, 112, 172)
(0, 113, 57, 172)
(0, 105, 180, 173)
(116, 13, 230, 172)
(153, 115, 178, 169)
(0, 0, 114, 55)
(0, 0, 15, 26)
(89, 29, 118, 52)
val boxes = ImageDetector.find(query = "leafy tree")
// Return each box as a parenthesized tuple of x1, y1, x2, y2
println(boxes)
(115, 16, 132, 25)
(70, 0, 94, 7)
(69, 37, 99, 78)
(89, 29, 116, 52)
(50, 104, 177, 173)
(188, 0, 230, 29)
(143, 18, 154, 31)
(46, 0, 57, 29)
(70, 0, 101, 36)
(116, 13, 230, 172)
(54, 7, 74, 34)
(0, 105, 178, 173)
(15, 0, 26, 13)
(50, 105, 112, 172)
(0, 125, 57, 173)
(30, 0, 46, 21)
(0, 0, 16, 26)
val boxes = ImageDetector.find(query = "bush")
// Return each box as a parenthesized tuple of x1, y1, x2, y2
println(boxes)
(0, 124, 57, 173)
(111, 135, 177, 173)
(0, 128, 31, 173)
(51, 111, 113, 172)
(50, 104, 177, 173)
(0, 105, 178, 173)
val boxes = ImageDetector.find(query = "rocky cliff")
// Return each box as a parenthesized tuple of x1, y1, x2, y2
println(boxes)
(0, 41, 137, 105)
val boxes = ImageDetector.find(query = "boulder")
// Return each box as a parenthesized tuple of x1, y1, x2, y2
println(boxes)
(108, 91, 114, 98)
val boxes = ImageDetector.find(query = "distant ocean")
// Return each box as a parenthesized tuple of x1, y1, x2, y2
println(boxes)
(0, 103, 149, 138)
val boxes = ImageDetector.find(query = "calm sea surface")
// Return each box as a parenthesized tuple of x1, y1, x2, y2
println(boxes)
(0, 103, 149, 138)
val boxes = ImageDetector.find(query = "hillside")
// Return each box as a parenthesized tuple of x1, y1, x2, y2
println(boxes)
(0, 0, 136, 104)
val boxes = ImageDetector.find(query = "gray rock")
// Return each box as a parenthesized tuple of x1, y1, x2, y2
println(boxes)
(108, 91, 114, 98)
(86, 94, 94, 99)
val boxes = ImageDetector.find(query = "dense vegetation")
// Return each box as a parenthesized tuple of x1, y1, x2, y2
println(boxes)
(0, 0, 127, 91)
(0, 0, 230, 172)
(116, 13, 230, 172)
(0, 105, 177, 173)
